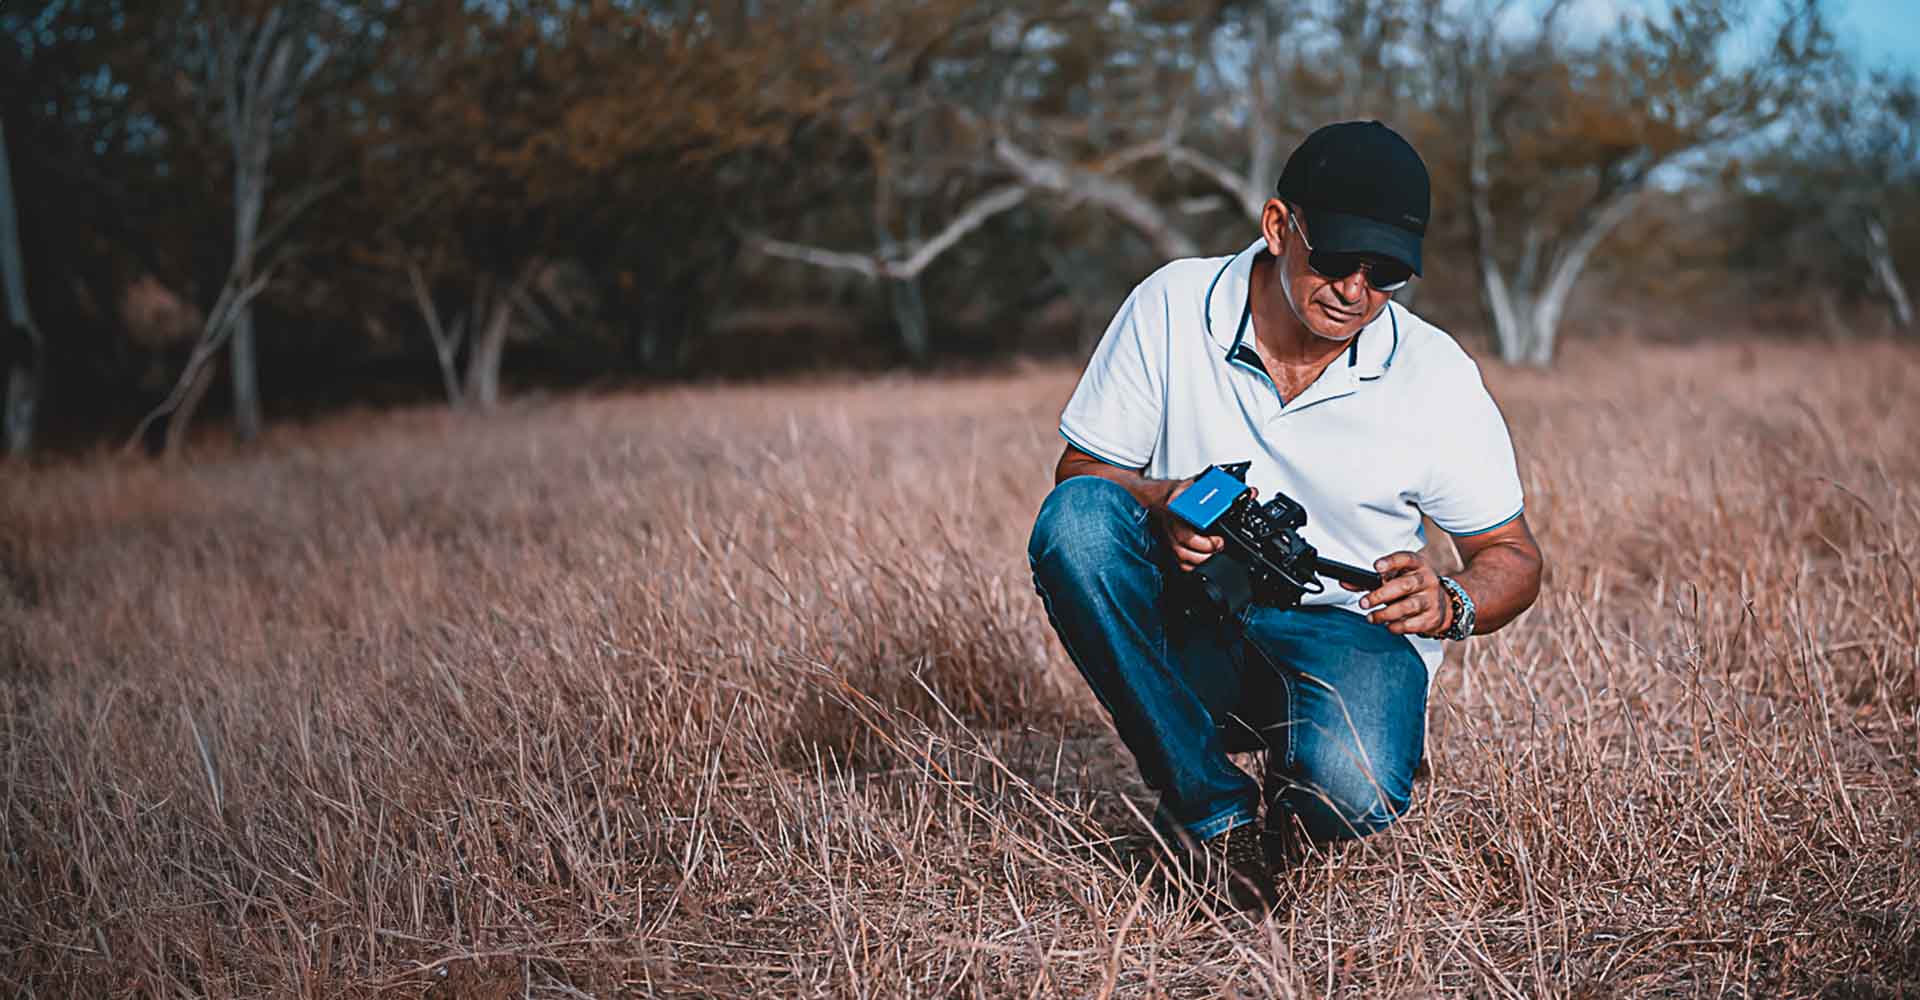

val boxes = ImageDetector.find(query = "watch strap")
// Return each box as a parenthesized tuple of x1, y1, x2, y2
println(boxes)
(1434, 576, 1475, 641)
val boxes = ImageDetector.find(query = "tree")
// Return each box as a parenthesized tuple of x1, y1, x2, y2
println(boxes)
(359, 0, 812, 404)
(0, 118, 41, 456)
(1757, 70, 1918, 331)
(210, 5, 326, 441)
(1433, 0, 1833, 365)
(748, 2, 1218, 362)
(120, 2, 338, 452)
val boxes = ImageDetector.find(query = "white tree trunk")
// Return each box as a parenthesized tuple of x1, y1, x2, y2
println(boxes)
(213, 9, 323, 444)
(228, 300, 261, 440)
(1866, 217, 1914, 331)
(1524, 190, 1640, 365)
(463, 280, 515, 411)
(1480, 262, 1533, 364)
(1466, 77, 1540, 365)
(888, 277, 930, 366)
(407, 260, 466, 407)
(0, 119, 43, 457)
(1464, 54, 1640, 367)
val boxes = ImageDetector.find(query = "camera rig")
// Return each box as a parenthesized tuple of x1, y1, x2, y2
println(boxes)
(1165, 462, 1383, 625)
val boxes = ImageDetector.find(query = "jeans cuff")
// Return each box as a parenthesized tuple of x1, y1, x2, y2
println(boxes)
(1156, 799, 1258, 844)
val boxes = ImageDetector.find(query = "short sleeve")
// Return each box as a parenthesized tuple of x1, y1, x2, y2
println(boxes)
(1419, 359, 1525, 536)
(1058, 280, 1165, 469)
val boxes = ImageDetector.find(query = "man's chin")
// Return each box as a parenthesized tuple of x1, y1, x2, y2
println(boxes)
(1309, 320, 1367, 343)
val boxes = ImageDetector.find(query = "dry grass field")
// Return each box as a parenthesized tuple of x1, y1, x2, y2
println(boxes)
(3, 340, 1918, 997)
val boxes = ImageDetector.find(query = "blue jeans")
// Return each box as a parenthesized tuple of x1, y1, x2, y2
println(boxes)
(1027, 476, 1427, 844)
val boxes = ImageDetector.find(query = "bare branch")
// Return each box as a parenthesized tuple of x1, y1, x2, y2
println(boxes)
(751, 237, 884, 280)
(123, 267, 277, 454)
(1159, 145, 1264, 220)
(753, 184, 1028, 282)
(994, 138, 1197, 259)
(892, 185, 1026, 278)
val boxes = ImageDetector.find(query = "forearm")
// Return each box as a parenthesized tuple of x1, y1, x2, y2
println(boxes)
(1054, 449, 1178, 515)
(1451, 540, 1542, 634)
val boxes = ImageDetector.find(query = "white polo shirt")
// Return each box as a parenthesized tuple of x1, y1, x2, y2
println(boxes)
(1059, 238, 1525, 675)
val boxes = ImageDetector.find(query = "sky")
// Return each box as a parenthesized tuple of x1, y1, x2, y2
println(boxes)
(1547, 0, 1919, 73)
(1834, 0, 1920, 72)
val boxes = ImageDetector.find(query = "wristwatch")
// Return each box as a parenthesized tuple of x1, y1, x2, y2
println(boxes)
(1433, 576, 1476, 641)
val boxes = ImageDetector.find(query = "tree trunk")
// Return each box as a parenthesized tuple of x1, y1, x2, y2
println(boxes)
(1481, 262, 1537, 365)
(407, 260, 466, 407)
(1464, 67, 1535, 364)
(888, 277, 930, 366)
(229, 305, 262, 440)
(1467, 67, 1639, 367)
(1866, 217, 1914, 331)
(217, 13, 325, 443)
(463, 281, 514, 410)
(0, 119, 43, 457)
(229, 112, 268, 442)
(165, 357, 218, 458)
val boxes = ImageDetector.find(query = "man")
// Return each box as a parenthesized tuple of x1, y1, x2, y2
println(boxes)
(1025, 121, 1543, 911)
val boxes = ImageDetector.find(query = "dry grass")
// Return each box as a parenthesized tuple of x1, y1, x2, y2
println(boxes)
(2, 340, 1917, 997)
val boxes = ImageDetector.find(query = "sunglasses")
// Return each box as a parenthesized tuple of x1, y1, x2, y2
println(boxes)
(1287, 211, 1413, 293)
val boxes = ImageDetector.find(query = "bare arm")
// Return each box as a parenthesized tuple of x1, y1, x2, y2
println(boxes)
(1053, 444, 1225, 571)
(1356, 513, 1544, 637)
(1447, 513, 1544, 634)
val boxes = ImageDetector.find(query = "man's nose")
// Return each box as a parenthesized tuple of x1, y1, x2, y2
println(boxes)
(1332, 269, 1369, 302)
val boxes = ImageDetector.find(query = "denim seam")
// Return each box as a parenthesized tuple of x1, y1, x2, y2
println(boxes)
(1027, 566, 1123, 724)
(1278, 664, 1299, 775)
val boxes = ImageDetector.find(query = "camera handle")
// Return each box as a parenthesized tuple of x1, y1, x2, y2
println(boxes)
(1312, 557, 1383, 592)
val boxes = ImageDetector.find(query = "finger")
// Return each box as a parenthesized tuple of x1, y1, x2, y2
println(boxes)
(1171, 539, 1217, 569)
(1369, 593, 1434, 627)
(1373, 551, 1425, 578)
(1172, 528, 1223, 554)
(1340, 580, 1366, 591)
(1168, 538, 1213, 564)
(1386, 604, 1445, 635)
(1359, 573, 1428, 609)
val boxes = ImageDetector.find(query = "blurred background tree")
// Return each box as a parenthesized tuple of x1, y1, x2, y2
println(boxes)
(1731, 66, 1917, 332)
(1, 0, 1912, 455)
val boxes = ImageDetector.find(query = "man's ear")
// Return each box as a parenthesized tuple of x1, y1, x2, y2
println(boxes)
(1261, 199, 1288, 258)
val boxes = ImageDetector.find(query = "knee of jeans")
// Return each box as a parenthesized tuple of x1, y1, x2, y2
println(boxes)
(1288, 743, 1415, 839)
(1027, 476, 1146, 574)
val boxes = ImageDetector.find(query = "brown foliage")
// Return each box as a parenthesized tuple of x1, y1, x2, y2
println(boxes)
(2, 341, 1918, 995)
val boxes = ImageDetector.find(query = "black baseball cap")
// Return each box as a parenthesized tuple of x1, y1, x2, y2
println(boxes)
(1275, 120, 1430, 275)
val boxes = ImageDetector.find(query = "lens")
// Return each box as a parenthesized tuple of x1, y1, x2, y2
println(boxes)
(1309, 252, 1412, 292)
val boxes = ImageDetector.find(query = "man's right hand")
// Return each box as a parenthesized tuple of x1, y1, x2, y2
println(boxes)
(1052, 445, 1229, 572)
(1156, 477, 1226, 573)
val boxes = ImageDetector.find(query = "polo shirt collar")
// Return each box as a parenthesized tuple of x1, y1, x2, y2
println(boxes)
(1203, 238, 1401, 383)
(1203, 239, 1265, 354)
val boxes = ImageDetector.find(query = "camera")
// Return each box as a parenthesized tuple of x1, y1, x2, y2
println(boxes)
(1165, 462, 1383, 626)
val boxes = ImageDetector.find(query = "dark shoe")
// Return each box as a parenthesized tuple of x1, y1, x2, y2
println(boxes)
(1260, 809, 1311, 873)
(1171, 825, 1279, 913)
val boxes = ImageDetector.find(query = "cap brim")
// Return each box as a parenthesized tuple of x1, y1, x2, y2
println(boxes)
(1300, 208, 1423, 275)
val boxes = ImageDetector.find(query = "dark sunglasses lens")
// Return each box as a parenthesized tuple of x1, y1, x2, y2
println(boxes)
(1307, 251, 1365, 281)
(1367, 261, 1413, 290)
(1310, 251, 1411, 291)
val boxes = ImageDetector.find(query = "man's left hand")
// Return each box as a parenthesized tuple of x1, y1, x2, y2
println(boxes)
(1344, 551, 1450, 637)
